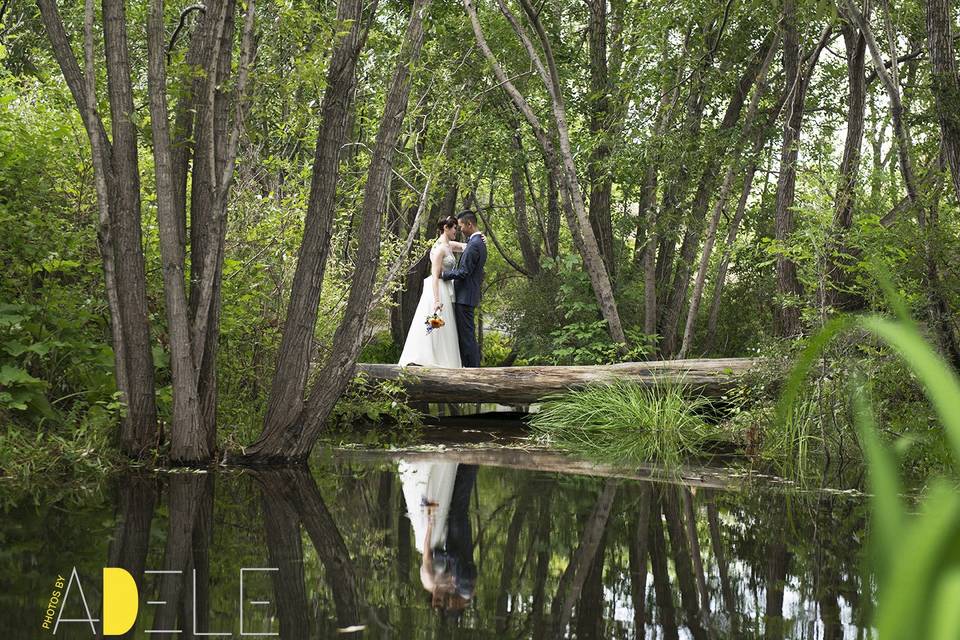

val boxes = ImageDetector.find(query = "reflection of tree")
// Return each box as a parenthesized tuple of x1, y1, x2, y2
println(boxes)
(628, 484, 651, 635)
(707, 492, 738, 634)
(259, 475, 311, 638)
(495, 486, 532, 633)
(151, 473, 213, 637)
(550, 480, 618, 636)
(254, 468, 362, 630)
(102, 475, 157, 640)
(662, 487, 708, 640)
(763, 500, 789, 640)
(648, 488, 680, 640)
(530, 485, 553, 640)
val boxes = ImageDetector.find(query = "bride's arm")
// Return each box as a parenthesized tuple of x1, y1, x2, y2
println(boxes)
(449, 234, 486, 252)
(431, 249, 444, 311)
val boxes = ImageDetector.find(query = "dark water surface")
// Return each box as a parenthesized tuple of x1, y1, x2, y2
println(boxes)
(2, 449, 872, 639)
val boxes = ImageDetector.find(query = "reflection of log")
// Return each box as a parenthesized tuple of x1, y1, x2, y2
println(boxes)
(334, 446, 739, 491)
(357, 357, 755, 403)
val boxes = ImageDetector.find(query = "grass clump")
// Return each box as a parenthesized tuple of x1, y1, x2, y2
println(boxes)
(529, 380, 713, 467)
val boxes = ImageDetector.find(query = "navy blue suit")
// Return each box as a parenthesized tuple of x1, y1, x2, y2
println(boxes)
(441, 233, 487, 367)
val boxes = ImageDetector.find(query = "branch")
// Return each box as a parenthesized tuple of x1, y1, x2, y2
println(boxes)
(475, 206, 531, 277)
(166, 3, 206, 64)
(369, 104, 463, 310)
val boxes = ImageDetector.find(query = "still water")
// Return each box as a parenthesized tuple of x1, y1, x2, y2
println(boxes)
(2, 449, 871, 639)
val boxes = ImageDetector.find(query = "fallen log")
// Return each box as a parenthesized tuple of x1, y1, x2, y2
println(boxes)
(356, 358, 756, 404)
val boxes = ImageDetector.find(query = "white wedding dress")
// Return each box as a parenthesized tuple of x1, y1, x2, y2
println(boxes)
(397, 243, 461, 368)
(398, 459, 460, 553)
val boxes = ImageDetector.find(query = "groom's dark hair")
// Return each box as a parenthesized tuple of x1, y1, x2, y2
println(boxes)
(456, 210, 478, 226)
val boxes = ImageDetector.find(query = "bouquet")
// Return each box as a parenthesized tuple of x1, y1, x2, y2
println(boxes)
(425, 310, 445, 335)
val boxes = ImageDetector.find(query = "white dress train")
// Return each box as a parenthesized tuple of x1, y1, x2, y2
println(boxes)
(397, 243, 461, 368)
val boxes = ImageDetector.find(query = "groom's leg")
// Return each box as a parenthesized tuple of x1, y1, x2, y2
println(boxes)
(454, 303, 479, 367)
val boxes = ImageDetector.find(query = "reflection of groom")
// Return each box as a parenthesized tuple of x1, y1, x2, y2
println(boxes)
(441, 210, 487, 368)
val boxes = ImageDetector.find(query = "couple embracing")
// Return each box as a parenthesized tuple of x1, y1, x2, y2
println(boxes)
(398, 209, 487, 369)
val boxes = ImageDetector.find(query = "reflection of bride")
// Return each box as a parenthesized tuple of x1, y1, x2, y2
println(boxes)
(398, 460, 478, 612)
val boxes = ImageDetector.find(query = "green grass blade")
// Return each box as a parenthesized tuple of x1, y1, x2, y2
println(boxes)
(859, 315, 960, 468)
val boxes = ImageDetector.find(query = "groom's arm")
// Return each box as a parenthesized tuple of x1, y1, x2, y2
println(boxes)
(441, 240, 479, 281)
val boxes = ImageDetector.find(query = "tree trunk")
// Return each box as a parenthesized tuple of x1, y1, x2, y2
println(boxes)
(586, 0, 615, 275)
(510, 129, 541, 275)
(102, 0, 159, 454)
(705, 135, 777, 352)
(466, 0, 627, 345)
(147, 0, 207, 463)
(825, 12, 867, 312)
(261, 0, 372, 436)
(244, 0, 432, 461)
(926, 0, 960, 204)
(660, 33, 776, 356)
(773, 7, 828, 338)
(187, 0, 235, 450)
(676, 35, 779, 358)
(846, 0, 960, 368)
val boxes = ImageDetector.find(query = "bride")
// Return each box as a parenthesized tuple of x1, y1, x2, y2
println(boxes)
(398, 215, 480, 368)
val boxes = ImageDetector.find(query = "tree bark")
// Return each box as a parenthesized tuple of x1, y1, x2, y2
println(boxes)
(261, 0, 372, 437)
(925, 0, 960, 205)
(586, 0, 616, 274)
(510, 128, 541, 275)
(38, 0, 158, 456)
(825, 11, 867, 311)
(358, 357, 754, 403)
(147, 0, 207, 463)
(660, 33, 776, 356)
(186, 0, 233, 450)
(773, 7, 830, 338)
(244, 0, 432, 461)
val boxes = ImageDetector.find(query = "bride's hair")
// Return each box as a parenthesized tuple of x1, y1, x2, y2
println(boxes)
(436, 215, 458, 237)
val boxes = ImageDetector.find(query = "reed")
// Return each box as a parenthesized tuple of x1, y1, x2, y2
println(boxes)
(529, 379, 714, 467)
(777, 272, 960, 639)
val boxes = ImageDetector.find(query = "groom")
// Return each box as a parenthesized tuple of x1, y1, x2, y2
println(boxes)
(441, 210, 487, 368)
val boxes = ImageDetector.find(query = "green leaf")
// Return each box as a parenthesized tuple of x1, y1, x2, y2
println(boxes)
(0, 365, 42, 387)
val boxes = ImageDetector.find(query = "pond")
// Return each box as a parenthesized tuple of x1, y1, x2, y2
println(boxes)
(1, 448, 872, 639)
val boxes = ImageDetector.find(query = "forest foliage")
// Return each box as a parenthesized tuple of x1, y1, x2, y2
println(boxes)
(0, 0, 959, 472)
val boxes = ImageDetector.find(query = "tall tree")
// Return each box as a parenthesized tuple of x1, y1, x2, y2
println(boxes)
(925, 0, 960, 204)
(261, 0, 373, 437)
(845, 0, 960, 368)
(37, 0, 158, 456)
(465, 0, 627, 346)
(243, 0, 434, 461)
(824, 5, 867, 312)
(772, 3, 830, 338)
(660, 32, 776, 355)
